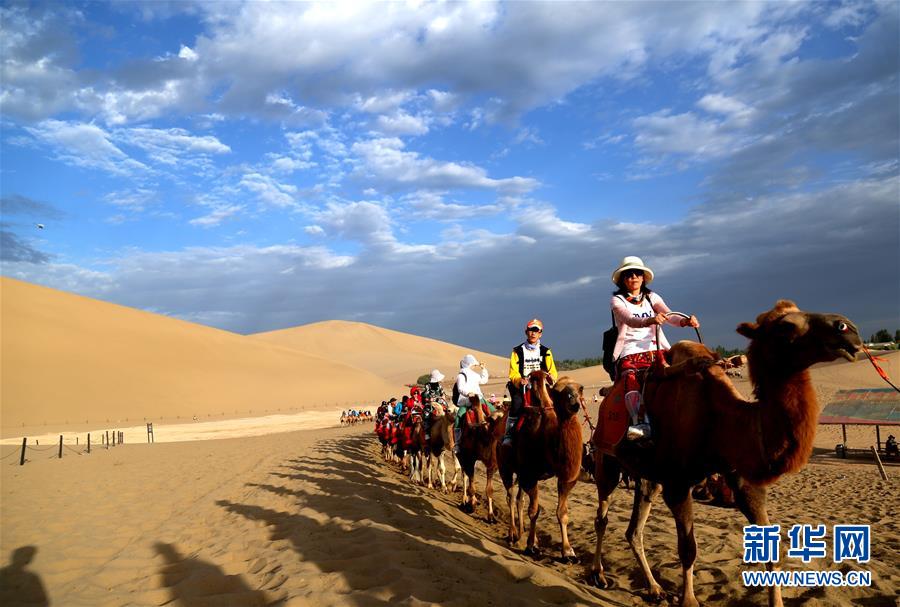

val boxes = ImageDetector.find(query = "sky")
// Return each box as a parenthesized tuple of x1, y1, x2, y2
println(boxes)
(1, 0, 898, 360)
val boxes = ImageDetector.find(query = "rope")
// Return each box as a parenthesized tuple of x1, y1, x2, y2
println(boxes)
(862, 344, 900, 393)
(0, 449, 20, 460)
(63, 445, 84, 455)
(25, 445, 55, 452)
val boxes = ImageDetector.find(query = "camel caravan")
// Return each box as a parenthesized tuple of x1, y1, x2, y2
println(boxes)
(339, 409, 372, 426)
(366, 300, 863, 607)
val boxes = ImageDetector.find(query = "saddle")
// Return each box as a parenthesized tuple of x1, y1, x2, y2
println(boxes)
(593, 380, 629, 454)
(463, 402, 491, 427)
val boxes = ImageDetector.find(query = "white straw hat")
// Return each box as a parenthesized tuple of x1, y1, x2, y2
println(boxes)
(429, 369, 445, 383)
(611, 256, 654, 285)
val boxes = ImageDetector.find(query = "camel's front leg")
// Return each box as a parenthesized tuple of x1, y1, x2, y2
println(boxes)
(523, 484, 541, 556)
(663, 485, 699, 607)
(485, 468, 496, 523)
(506, 482, 518, 545)
(556, 477, 577, 562)
(515, 485, 526, 543)
(588, 455, 620, 589)
(732, 479, 783, 607)
(449, 454, 461, 493)
(437, 452, 446, 491)
(626, 479, 665, 601)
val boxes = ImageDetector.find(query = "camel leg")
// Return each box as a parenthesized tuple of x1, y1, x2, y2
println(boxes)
(625, 479, 665, 601)
(588, 455, 620, 588)
(557, 477, 577, 561)
(662, 485, 699, 607)
(505, 481, 518, 545)
(450, 454, 461, 493)
(731, 479, 783, 607)
(485, 468, 496, 523)
(523, 484, 542, 557)
(515, 485, 526, 544)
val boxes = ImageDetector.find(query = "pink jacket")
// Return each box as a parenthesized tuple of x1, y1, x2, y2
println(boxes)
(610, 292, 683, 360)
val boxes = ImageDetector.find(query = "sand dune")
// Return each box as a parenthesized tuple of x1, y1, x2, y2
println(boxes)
(0, 278, 399, 437)
(251, 320, 509, 385)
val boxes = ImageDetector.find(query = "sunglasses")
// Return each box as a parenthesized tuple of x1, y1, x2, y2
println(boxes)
(526, 326, 542, 333)
(621, 269, 644, 279)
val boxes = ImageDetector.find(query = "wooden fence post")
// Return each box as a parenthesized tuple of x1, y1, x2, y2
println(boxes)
(105, 430, 109, 450)
(19, 438, 26, 466)
(871, 446, 888, 480)
(147, 423, 154, 443)
(87, 433, 91, 454)
(58, 435, 63, 459)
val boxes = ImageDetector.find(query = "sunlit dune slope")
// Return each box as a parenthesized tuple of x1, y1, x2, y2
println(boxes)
(0, 277, 399, 435)
(251, 320, 508, 385)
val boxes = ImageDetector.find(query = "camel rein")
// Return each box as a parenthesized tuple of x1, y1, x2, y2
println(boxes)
(862, 344, 900, 393)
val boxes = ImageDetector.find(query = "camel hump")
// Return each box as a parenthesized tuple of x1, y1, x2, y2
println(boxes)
(668, 340, 715, 365)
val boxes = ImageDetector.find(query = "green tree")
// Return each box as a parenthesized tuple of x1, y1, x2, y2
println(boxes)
(715, 345, 745, 358)
(416, 373, 430, 385)
(895, 329, 899, 343)
(873, 329, 892, 343)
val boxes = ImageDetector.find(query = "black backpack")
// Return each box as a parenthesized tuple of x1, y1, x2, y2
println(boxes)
(602, 296, 625, 380)
(452, 375, 460, 406)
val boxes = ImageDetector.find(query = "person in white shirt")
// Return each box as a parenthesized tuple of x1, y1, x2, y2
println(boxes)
(453, 354, 489, 450)
(609, 256, 698, 440)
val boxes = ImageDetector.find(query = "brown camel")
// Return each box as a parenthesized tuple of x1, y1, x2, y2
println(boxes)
(457, 394, 504, 521)
(424, 405, 461, 492)
(589, 300, 862, 607)
(499, 371, 584, 560)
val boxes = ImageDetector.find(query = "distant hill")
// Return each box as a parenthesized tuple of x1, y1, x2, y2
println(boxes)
(250, 320, 508, 385)
(0, 277, 399, 435)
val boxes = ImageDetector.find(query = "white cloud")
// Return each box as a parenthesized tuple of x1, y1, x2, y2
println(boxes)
(238, 173, 300, 208)
(119, 127, 230, 164)
(189, 204, 243, 227)
(403, 191, 506, 221)
(178, 45, 198, 61)
(373, 111, 429, 136)
(352, 137, 539, 194)
(633, 110, 741, 159)
(25, 120, 149, 176)
(697, 93, 756, 126)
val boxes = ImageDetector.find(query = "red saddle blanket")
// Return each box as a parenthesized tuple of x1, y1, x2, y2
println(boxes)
(463, 403, 491, 427)
(401, 425, 416, 449)
(593, 380, 628, 455)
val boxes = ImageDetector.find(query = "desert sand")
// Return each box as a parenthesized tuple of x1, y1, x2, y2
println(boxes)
(2, 277, 899, 605)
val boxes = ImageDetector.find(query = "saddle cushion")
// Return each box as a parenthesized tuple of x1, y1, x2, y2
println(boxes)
(593, 380, 629, 454)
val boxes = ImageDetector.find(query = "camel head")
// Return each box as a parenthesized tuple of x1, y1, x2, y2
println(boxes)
(550, 377, 584, 419)
(527, 370, 555, 409)
(736, 299, 862, 375)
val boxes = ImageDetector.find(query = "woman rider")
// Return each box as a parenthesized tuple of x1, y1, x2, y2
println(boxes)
(609, 256, 698, 440)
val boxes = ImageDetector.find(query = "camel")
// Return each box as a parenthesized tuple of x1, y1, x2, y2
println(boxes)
(400, 413, 426, 483)
(498, 371, 584, 561)
(457, 394, 504, 521)
(423, 404, 461, 492)
(589, 300, 862, 607)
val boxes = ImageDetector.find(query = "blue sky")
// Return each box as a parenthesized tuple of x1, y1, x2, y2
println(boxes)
(2, 0, 898, 358)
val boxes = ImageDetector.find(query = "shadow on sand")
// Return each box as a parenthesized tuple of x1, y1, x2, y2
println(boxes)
(154, 541, 269, 606)
(0, 546, 49, 607)
(218, 432, 613, 606)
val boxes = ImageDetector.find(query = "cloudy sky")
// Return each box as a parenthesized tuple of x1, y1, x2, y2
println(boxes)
(2, 0, 898, 359)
